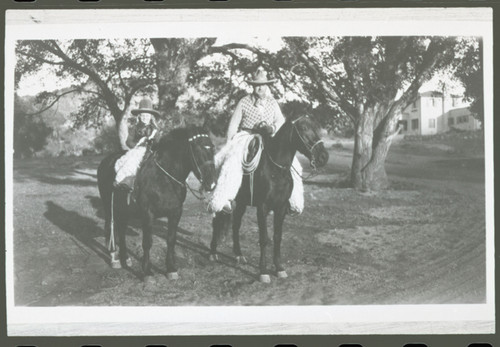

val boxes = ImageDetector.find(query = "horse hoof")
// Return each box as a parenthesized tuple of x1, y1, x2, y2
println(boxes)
(209, 254, 219, 262)
(167, 272, 179, 280)
(110, 252, 121, 269)
(259, 274, 271, 283)
(277, 270, 288, 279)
(110, 259, 122, 269)
(236, 256, 247, 265)
(125, 257, 132, 267)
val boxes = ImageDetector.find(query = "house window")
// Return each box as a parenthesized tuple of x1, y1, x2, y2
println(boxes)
(458, 115, 469, 124)
(429, 119, 436, 128)
(398, 120, 407, 131)
(411, 119, 419, 130)
(412, 101, 417, 109)
(432, 98, 435, 106)
(448, 117, 455, 126)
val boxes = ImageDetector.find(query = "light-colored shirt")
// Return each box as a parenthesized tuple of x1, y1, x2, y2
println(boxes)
(227, 94, 285, 141)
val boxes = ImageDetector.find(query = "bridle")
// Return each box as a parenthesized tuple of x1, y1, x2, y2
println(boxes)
(267, 115, 324, 173)
(154, 133, 213, 200)
(290, 115, 324, 168)
(187, 133, 214, 185)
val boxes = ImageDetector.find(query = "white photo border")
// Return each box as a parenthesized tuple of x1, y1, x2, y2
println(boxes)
(4, 7, 495, 336)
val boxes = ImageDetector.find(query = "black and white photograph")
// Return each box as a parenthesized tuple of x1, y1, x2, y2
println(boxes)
(5, 8, 494, 335)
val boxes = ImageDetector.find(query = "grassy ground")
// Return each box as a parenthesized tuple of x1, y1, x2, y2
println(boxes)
(12, 134, 486, 306)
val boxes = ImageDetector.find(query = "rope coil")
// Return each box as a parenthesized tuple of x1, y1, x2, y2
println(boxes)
(241, 134, 263, 206)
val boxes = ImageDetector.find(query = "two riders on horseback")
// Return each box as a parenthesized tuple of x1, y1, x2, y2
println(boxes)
(114, 67, 304, 216)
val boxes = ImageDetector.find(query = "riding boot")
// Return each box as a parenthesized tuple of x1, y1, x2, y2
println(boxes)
(221, 200, 236, 214)
(115, 175, 135, 191)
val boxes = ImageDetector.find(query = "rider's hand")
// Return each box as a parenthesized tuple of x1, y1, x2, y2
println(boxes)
(256, 122, 274, 136)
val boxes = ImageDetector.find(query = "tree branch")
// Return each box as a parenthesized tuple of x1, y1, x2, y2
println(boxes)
(292, 44, 358, 121)
(15, 50, 65, 66)
(210, 43, 266, 58)
(25, 89, 80, 116)
(39, 40, 123, 120)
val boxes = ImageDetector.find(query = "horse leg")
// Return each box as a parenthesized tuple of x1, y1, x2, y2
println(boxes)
(141, 210, 154, 277)
(232, 203, 247, 264)
(166, 207, 182, 280)
(273, 205, 288, 278)
(209, 212, 230, 261)
(103, 202, 112, 254)
(112, 190, 129, 269)
(257, 205, 271, 283)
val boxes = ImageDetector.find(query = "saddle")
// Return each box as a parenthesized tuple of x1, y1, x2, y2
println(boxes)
(115, 146, 154, 203)
(241, 123, 270, 173)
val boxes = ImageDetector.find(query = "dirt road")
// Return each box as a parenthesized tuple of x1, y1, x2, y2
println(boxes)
(12, 137, 487, 306)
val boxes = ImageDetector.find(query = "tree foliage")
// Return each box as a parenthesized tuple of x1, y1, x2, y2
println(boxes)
(14, 35, 481, 189)
(13, 94, 52, 158)
(454, 37, 483, 124)
(16, 39, 157, 127)
(272, 36, 464, 190)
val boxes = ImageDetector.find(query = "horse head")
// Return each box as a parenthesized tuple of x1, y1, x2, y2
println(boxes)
(185, 126, 217, 192)
(289, 114, 329, 169)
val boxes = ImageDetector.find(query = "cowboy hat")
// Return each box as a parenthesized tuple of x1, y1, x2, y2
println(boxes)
(131, 97, 160, 117)
(246, 66, 277, 85)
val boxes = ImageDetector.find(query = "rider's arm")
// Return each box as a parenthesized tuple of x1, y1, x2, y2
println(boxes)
(226, 99, 244, 142)
(148, 128, 158, 140)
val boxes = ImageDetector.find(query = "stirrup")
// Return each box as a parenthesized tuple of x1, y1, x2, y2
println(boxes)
(287, 206, 301, 216)
(221, 200, 235, 214)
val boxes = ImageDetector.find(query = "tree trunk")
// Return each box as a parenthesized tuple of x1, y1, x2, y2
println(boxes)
(152, 39, 185, 127)
(116, 106, 131, 150)
(351, 111, 400, 191)
(351, 112, 374, 190)
(150, 38, 216, 128)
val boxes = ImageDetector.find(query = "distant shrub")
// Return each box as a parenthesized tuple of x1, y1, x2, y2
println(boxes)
(41, 127, 98, 157)
(13, 95, 52, 158)
(94, 124, 120, 154)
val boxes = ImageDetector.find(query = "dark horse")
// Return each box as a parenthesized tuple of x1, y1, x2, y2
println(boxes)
(210, 115, 329, 283)
(97, 126, 216, 279)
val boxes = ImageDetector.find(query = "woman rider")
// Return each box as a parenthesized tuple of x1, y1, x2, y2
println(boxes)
(208, 66, 303, 215)
(114, 97, 159, 190)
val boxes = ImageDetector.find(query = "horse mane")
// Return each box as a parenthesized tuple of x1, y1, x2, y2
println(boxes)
(155, 125, 206, 152)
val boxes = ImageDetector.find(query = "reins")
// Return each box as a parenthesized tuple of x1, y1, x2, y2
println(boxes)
(266, 115, 324, 180)
(291, 115, 324, 164)
(153, 133, 211, 201)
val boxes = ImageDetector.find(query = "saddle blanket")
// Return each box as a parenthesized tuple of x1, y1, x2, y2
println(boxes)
(114, 146, 147, 184)
(209, 132, 304, 214)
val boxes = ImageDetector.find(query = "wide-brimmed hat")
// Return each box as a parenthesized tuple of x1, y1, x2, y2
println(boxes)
(246, 66, 277, 85)
(131, 98, 160, 117)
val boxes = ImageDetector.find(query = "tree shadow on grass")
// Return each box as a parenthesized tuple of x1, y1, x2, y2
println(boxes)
(43, 201, 147, 279)
(14, 156, 101, 185)
(37, 176, 97, 187)
(84, 195, 257, 280)
(44, 200, 108, 262)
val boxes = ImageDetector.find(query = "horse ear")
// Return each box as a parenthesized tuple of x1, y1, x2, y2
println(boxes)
(201, 121, 212, 134)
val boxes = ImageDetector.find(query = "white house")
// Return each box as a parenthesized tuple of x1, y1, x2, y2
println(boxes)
(398, 91, 481, 135)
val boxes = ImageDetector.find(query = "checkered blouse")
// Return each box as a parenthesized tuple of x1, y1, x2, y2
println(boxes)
(238, 95, 282, 132)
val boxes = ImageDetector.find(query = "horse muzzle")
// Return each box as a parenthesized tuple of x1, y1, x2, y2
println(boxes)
(312, 146, 329, 168)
